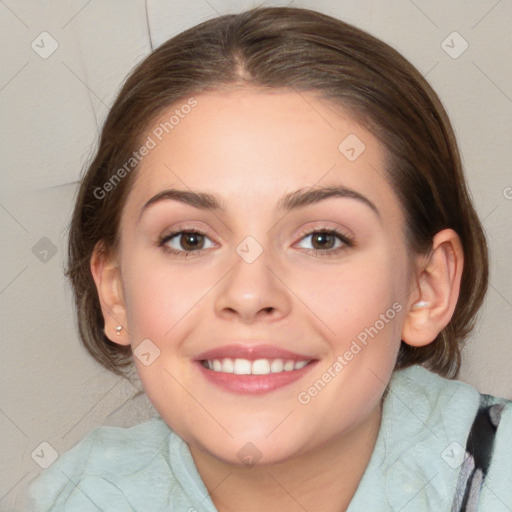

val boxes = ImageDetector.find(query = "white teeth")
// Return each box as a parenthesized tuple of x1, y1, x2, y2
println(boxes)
(233, 358, 252, 375)
(203, 358, 310, 375)
(283, 360, 295, 371)
(251, 359, 271, 375)
(270, 359, 284, 373)
(222, 358, 234, 373)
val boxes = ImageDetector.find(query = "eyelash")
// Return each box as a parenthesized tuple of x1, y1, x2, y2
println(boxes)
(158, 226, 354, 259)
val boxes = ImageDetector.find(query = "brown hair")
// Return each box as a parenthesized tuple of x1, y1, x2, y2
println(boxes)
(67, 6, 488, 379)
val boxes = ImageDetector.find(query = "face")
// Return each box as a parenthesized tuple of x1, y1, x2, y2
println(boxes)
(112, 89, 414, 466)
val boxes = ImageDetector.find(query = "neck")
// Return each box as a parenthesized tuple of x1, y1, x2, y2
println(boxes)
(188, 404, 382, 512)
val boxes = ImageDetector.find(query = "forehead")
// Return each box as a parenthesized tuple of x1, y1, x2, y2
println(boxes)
(124, 89, 402, 225)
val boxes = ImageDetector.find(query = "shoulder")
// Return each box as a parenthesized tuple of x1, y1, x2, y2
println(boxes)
(377, 365, 511, 511)
(389, 363, 482, 401)
(385, 364, 484, 432)
(26, 415, 177, 511)
(476, 396, 512, 511)
(388, 364, 511, 431)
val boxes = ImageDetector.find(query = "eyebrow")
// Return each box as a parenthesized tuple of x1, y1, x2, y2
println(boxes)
(139, 185, 380, 220)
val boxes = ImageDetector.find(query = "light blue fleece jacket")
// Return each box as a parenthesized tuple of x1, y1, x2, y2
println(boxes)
(26, 365, 512, 511)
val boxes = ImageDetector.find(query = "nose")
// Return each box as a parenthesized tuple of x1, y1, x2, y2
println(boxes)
(213, 247, 292, 324)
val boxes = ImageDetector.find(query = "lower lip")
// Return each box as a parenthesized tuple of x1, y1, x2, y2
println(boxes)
(195, 361, 317, 395)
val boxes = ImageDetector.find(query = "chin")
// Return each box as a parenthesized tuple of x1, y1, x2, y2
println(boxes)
(200, 440, 301, 468)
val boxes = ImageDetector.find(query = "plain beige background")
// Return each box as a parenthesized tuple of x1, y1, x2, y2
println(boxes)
(1, 0, 511, 509)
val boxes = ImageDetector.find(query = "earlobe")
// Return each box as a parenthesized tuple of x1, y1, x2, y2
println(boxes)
(90, 242, 130, 346)
(401, 229, 464, 347)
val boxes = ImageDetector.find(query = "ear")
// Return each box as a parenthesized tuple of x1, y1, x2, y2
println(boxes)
(90, 242, 130, 346)
(401, 228, 464, 347)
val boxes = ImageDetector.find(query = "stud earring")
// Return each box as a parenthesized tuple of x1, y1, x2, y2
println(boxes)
(115, 325, 123, 335)
(412, 300, 430, 310)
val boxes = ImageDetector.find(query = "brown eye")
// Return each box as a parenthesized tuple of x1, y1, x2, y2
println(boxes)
(310, 232, 336, 250)
(296, 228, 353, 257)
(159, 230, 214, 256)
(179, 232, 204, 250)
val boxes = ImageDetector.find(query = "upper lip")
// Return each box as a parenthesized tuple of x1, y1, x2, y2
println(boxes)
(195, 343, 315, 362)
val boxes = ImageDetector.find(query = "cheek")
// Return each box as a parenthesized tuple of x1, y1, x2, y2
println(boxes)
(121, 254, 215, 339)
(305, 255, 402, 343)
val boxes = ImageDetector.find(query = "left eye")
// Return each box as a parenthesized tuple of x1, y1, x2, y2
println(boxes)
(296, 229, 350, 253)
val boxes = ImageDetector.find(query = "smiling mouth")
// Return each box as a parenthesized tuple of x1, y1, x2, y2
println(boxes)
(200, 357, 312, 375)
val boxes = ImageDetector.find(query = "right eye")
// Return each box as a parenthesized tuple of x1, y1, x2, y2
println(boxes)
(158, 230, 215, 257)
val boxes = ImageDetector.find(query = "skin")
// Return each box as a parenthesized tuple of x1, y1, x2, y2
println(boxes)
(92, 88, 463, 511)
